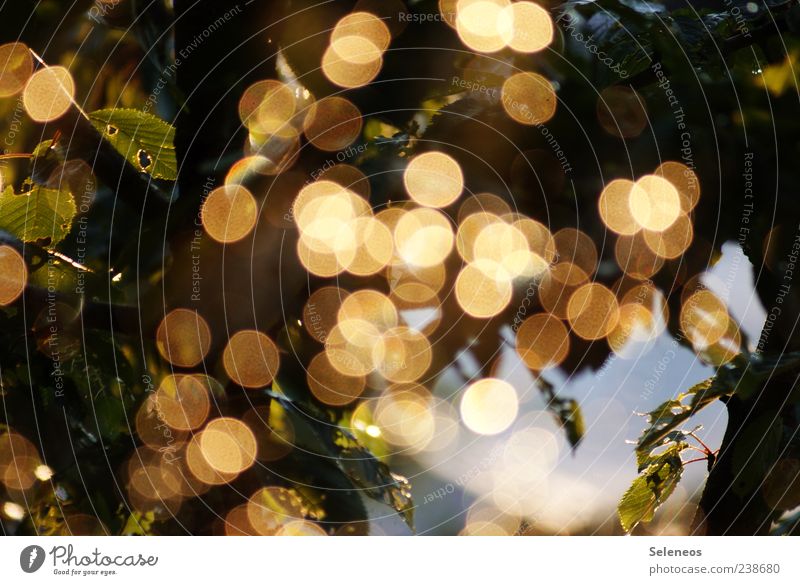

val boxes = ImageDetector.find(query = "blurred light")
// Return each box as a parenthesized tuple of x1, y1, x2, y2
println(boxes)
(615, 232, 664, 279)
(502, 71, 556, 125)
(339, 289, 398, 332)
(223, 330, 280, 388)
(458, 193, 511, 221)
(156, 374, 211, 431)
(199, 418, 257, 474)
(456, 212, 501, 263)
(238, 80, 297, 137)
(599, 179, 644, 236)
(317, 163, 371, 198)
(34, 464, 54, 481)
(498, 1, 553, 53)
(394, 208, 454, 267)
(630, 175, 682, 232)
(326, 320, 384, 376)
(513, 218, 557, 265)
(608, 303, 658, 357)
(456, 0, 510, 54)
(155, 309, 211, 368)
(466, 500, 521, 535)
(516, 313, 570, 370)
(303, 286, 348, 343)
(539, 262, 588, 318)
(472, 219, 534, 280)
(332, 11, 391, 50)
(460, 378, 518, 435)
(0, 245, 28, 306)
(2, 501, 24, 520)
(0, 42, 33, 97)
(201, 184, 258, 243)
(567, 283, 620, 341)
(303, 97, 363, 151)
(307, 352, 366, 406)
(376, 326, 432, 383)
(347, 217, 394, 275)
(276, 520, 327, 536)
(404, 151, 464, 208)
(655, 161, 700, 211)
(375, 383, 435, 452)
(225, 504, 257, 535)
(455, 260, 513, 318)
(643, 212, 694, 259)
(247, 487, 306, 535)
(680, 290, 730, 348)
(186, 435, 238, 485)
(322, 37, 383, 88)
(23, 66, 75, 123)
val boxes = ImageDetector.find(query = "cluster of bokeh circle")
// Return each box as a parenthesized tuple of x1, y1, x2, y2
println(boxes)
(0, 0, 768, 536)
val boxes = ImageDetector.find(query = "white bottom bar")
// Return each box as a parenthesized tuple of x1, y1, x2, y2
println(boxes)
(1, 537, 797, 584)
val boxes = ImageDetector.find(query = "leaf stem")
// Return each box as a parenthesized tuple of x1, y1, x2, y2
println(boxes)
(0, 153, 33, 161)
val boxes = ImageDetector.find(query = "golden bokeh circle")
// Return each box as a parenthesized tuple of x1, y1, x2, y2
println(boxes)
(303, 97, 363, 152)
(456, 0, 510, 54)
(322, 37, 383, 88)
(629, 174, 682, 232)
(247, 486, 306, 535)
(404, 151, 464, 208)
(0, 42, 33, 97)
(501, 71, 556, 126)
(499, 1, 553, 53)
(155, 309, 212, 368)
(223, 330, 280, 388)
(394, 207, 454, 267)
(455, 261, 513, 318)
(200, 417, 257, 475)
(238, 80, 296, 137)
(155, 374, 211, 431)
(598, 179, 644, 236)
(23, 66, 75, 123)
(201, 184, 258, 243)
(655, 161, 700, 211)
(680, 290, 730, 348)
(0, 245, 28, 306)
(567, 283, 620, 341)
(516, 313, 570, 370)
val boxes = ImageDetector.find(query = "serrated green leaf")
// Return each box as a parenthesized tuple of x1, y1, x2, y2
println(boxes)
(618, 445, 685, 532)
(88, 108, 177, 180)
(637, 376, 728, 454)
(0, 184, 76, 245)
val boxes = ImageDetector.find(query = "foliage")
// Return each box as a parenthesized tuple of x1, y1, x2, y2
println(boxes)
(87, 109, 178, 180)
(0, 184, 76, 245)
(2, 0, 800, 537)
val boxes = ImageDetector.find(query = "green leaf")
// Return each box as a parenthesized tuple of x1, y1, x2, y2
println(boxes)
(636, 350, 800, 457)
(618, 444, 686, 533)
(636, 376, 730, 454)
(88, 108, 177, 180)
(0, 184, 76, 245)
